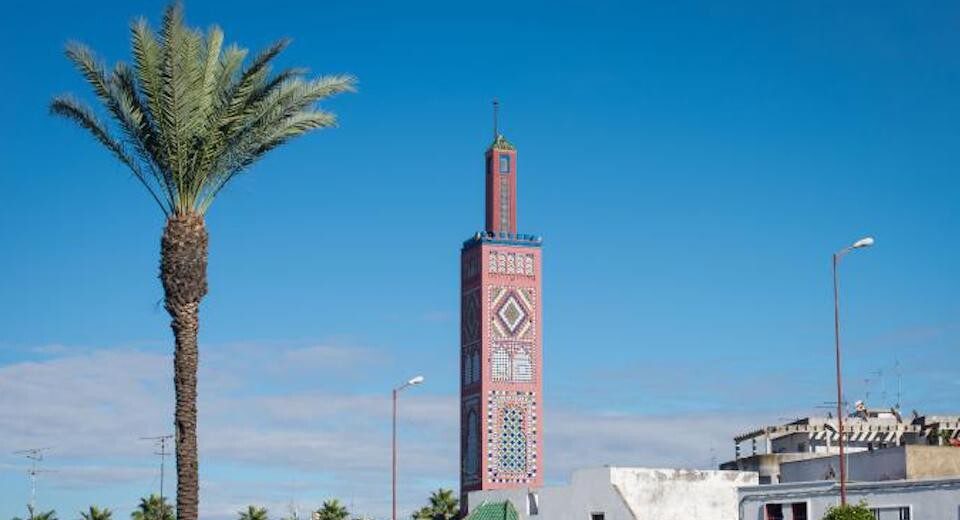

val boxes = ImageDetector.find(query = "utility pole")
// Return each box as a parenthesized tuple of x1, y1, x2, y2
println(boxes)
(13, 447, 53, 511)
(141, 434, 173, 520)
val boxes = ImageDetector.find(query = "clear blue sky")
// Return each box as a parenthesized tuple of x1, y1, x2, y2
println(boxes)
(1, 1, 958, 519)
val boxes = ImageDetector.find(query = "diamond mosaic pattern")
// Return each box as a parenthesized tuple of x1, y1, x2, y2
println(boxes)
(497, 295, 526, 334)
(489, 286, 535, 341)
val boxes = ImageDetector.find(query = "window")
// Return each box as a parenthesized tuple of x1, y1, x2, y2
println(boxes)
(499, 154, 510, 173)
(765, 504, 783, 520)
(590, 514, 604, 520)
(764, 503, 807, 520)
(499, 175, 510, 232)
(792, 503, 808, 520)
(527, 492, 539, 516)
(465, 410, 479, 477)
(870, 507, 910, 520)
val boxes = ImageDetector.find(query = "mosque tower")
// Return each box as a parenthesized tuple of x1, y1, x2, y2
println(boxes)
(459, 102, 544, 510)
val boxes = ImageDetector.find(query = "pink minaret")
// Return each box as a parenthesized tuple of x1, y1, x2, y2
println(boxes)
(460, 105, 543, 510)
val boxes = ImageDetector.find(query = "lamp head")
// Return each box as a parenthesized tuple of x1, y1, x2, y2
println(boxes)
(851, 236, 875, 249)
(408, 375, 425, 386)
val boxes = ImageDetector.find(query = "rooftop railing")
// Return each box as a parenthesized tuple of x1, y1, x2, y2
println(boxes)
(462, 231, 543, 248)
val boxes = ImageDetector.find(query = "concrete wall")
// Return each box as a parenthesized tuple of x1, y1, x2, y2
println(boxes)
(780, 446, 907, 483)
(772, 433, 811, 454)
(467, 467, 757, 520)
(779, 445, 960, 484)
(738, 478, 960, 520)
(610, 468, 756, 520)
(905, 446, 960, 480)
(722, 453, 830, 484)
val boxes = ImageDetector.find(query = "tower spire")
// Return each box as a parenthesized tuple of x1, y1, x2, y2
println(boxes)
(493, 98, 499, 139)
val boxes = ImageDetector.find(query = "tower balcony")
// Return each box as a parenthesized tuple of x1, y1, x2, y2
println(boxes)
(462, 231, 543, 250)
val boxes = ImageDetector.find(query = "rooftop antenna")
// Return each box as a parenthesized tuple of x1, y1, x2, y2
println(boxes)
(13, 447, 53, 511)
(875, 368, 887, 408)
(863, 375, 872, 405)
(492, 98, 500, 139)
(894, 359, 903, 410)
(141, 434, 173, 518)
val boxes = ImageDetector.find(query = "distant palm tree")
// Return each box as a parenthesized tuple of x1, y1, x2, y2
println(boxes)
(411, 489, 459, 520)
(80, 507, 112, 520)
(314, 500, 349, 520)
(12, 505, 57, 520)
(238, 506, 268, 520)
(130, 495, 174, 520)
(51, 5, 354, 520)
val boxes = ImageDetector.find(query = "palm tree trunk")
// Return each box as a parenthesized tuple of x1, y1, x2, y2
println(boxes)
(160, 213, 208, 520)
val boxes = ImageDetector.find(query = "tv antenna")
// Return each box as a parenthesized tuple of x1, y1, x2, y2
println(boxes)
(492, 98, 500, 138)
(12, 447, 54, 511)
(894, 359, 903, 409)
(141, 434, 173, 516)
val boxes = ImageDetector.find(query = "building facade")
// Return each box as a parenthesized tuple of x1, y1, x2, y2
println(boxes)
(778, 445, 960, 484)
(467, 467, 758, 520)
(738, 478, 960, 520)
(721, 411, 960, 484)
(460, 131, 544, 508)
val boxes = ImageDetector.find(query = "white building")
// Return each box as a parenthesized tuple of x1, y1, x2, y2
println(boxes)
(466, 467, 757, 520)
(738, 477, 960, 520)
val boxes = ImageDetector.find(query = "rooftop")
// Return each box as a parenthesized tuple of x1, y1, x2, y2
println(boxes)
(465, 501, 520, 520)
(462, 231, 543, 250)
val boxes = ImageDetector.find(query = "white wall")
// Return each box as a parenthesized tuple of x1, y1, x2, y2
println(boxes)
(610, 468, 757, 520)
(738, 478, 960, 520)
(467, 467, 757, 520)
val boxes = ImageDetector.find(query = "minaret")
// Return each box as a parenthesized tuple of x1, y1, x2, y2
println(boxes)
(460, 103, 544, 511)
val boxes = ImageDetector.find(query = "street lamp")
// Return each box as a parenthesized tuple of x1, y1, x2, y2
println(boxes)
(832, 235, 874, 506)
(393, 375, 424, 520)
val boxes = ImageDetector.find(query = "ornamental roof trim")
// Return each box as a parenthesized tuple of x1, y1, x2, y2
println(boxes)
(490, 134, 516, 151)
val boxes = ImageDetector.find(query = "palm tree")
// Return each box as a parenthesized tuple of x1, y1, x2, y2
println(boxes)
(80, 507, 112, 520)
(130, 495, 174, 520)
(411, 489, 459, 520)
(51, 5, 354, 520)
(313, 500, 349, 520)
(12, 505, 57, 520)
(238, 506, 268, 520)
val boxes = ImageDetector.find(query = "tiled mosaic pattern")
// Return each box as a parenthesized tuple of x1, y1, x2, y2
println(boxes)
(489, 286, 536, 341)
(491, 342, 534, 382)
(462, 289, 481, 344)
(488, 251, 535, 277)
(486, 390, 538, 484)
(462, 253, 481, 280)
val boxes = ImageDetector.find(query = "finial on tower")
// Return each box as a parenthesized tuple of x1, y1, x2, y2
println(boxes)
(493, 98, 499, 139)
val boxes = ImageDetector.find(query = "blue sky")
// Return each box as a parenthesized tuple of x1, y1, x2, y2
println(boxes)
(1, 1, 959, 518)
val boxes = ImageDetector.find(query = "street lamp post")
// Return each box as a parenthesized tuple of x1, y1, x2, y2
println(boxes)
(832, 236, 874, 506)
(393, 375, 424, 520)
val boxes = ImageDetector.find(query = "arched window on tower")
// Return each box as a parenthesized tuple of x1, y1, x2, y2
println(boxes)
(472, 350, 481, 383)
(465, 409, 479, 477)
(463, 353, 473, 385)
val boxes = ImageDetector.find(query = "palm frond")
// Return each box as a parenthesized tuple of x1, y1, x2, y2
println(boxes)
(53, 3, 354, 216)
(50, 96, 169, 213)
